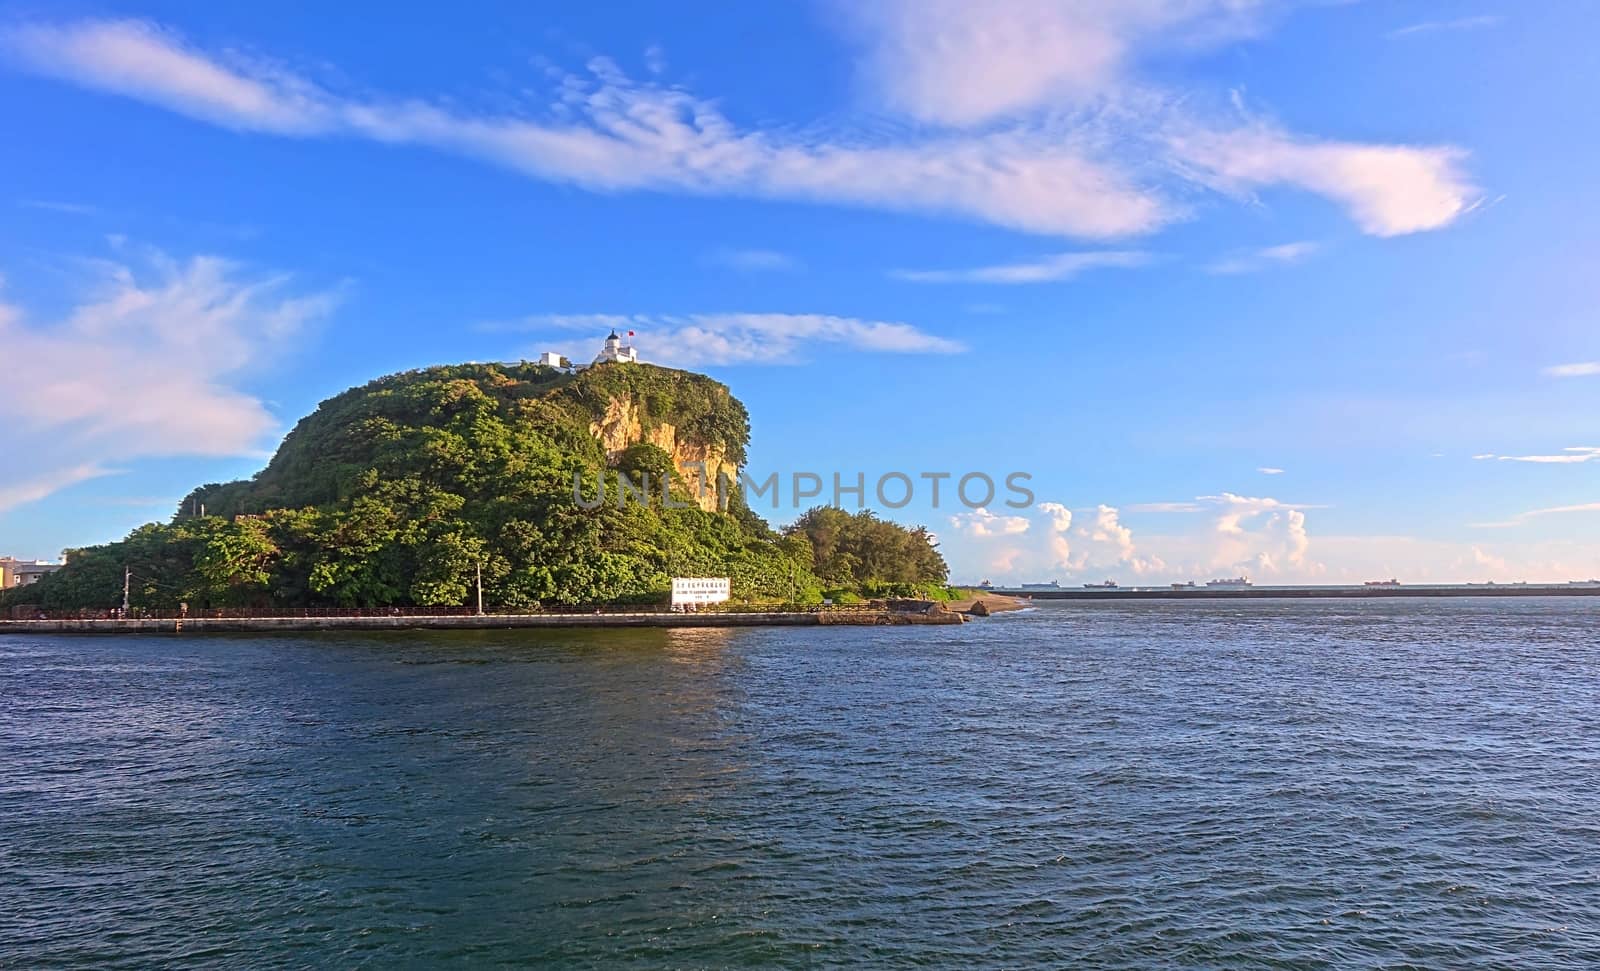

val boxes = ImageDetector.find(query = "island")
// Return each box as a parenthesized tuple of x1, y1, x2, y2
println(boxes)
(2, 346, 990, 627)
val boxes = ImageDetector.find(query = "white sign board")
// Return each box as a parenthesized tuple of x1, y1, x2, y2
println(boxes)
(671, 577, 730, 606)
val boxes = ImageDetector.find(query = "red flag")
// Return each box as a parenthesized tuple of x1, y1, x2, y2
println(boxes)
(627, 330, 635, 337)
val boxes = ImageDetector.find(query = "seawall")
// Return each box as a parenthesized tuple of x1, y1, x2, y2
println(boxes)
(0, 608, 963, 635)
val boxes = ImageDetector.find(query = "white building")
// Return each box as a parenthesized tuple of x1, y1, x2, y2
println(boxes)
(535, 351, 567, 368)
(592, 330, 638, 365)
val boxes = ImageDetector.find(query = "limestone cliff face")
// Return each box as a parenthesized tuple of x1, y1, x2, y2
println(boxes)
(589, 395, 738, 513)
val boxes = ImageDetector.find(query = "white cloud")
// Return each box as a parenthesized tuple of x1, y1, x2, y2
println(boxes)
(1207, 241, 1319, 275)
(0, 248, 338, 511)
(1257, 466, 1285, 475)
(19, 198, 99, 215)
(1080, 504, 1167, 575)
(1471, 545, 1508, 571)
(950, 507, 1032, 538)
(4, 20, 335, 134)
(0, 464, 117, 512)
(707, 249, 800, 272)
(1037, 501, 1074, 566)
(1124, 501, 1205, 513)
(512, 311, 964, 366)
(835, 0, 1268, 127)
(1037, 501, 1074, 532)
(1, 19, 1164, 239)
(1476, 447, 1600, 465)
(1191, 492, 1319, 573)
(1387, 16, 1503, 40)
(1472, 501, 1600, 530)
(1172, 126, 1478, 236)
(1545, 361, 1600, 378)
(891, 250, 1149, 284)
(1, 16, 1480, 240)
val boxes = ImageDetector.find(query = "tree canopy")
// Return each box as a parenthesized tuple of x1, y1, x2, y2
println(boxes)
(6, 361, 946, 611)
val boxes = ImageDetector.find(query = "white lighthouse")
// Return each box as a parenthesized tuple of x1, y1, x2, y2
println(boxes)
(592, 329, 638, 365)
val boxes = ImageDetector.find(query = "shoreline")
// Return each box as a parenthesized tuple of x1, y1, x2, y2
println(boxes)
(0, 607, 965, 635)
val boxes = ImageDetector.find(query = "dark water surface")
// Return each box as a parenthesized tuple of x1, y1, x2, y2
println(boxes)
(3, 600, 1598, 968)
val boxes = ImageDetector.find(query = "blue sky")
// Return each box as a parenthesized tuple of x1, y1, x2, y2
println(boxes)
(2, 1, 1598, 583)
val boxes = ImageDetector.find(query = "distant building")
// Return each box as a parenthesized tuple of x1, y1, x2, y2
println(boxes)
(591, 330, 639, 366)
(0, 557, 63, 589)
(535, 351, 568, 368)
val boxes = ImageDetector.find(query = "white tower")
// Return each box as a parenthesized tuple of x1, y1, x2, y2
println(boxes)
(592, 329, 638, 365)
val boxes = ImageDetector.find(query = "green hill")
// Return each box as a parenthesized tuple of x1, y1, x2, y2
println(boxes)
(9, 361, 947, 611)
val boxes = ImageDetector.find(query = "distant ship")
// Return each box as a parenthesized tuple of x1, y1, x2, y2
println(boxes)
(1083, 580, 1119, 589)
(1364, 579, 1401, 587)
(1171, 582, 1197, 591)
(1205, 577, 1253, 589)
(1019, 581, 1062, 590)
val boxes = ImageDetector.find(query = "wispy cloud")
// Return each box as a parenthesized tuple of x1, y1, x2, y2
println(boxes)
(0, 245, 339, 511)
(508, 311, 964, 366)
(1257, 467, 1285, 475)
(1125, 501, 1205, 513)
(19, 198, 98, 215)
(1207, 241, 1320, 275)
(1474, 447, 1600, 465)
(706, 248, 801, 272)
(836, 0, 1268, 127)
(1472, 501, 1600, 529)
(892, 250, 1149, 284)
(0, 19, 1164, 239)
(1387, 16, 1503, 40)
(1545, 361, 1600, 378)
(0, 464, 117, 512)
(0, 16, 1480, 240)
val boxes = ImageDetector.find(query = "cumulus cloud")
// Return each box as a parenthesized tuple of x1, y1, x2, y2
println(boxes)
(507, 311, 963, 367)
(1037, 501, 1074, 567)
(0, 248, 338, 511)
(1, 15, 1480, 240)
(1037, 501, 1074, 532)
(950, 507, 1032, 538)
(1193, 493, 1318, 574)
(891, 250, 1150, 284)
(946, 499, 1171, 581)
(1081, 504, 1167, 575)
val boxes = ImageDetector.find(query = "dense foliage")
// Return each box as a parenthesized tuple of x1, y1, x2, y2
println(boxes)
(7, 361, 946, 611)
(783, 507, 949, 599)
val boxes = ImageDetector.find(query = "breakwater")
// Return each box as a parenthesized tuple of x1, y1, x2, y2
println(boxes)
(0, 607, 963, 634)
(996, 584, 1600, 600)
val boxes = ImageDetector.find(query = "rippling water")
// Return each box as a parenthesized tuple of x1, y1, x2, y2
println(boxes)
(3, 599, 1599, 967)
